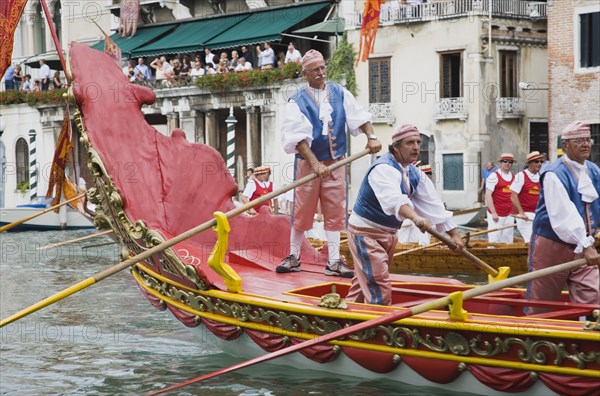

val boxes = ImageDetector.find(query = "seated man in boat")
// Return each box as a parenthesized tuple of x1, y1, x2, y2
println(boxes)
(526, 121, 599, 315)
(485, 153, 516, 243)
(345, 124, 464, 305)
(510, 151, 544, 243)
(240, 165, 276, 215)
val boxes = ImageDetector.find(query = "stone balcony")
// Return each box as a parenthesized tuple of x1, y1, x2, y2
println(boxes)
(496, 97, 524, 120)
(434, 97, 468, 121)
(369, 102, 396, 124)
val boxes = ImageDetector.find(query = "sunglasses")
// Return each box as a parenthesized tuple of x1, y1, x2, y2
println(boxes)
(531, 160, 543, 163)
(501, 160, 514, 164)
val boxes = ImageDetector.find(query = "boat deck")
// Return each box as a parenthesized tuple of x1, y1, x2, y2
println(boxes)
(170, 247, 600, 330)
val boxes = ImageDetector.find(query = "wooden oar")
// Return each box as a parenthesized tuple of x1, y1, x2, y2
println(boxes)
(0, 193, 85, 233)
(425, 227, 498, 278)
(394, 223, 518, 257)
(37, 229, 113, 250)
(511, 214, 532, 221)
(0, 149, 371, 329)
(148, 257, 589, 395)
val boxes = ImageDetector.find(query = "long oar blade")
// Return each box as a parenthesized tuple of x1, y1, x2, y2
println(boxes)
(149, 258, 589, 395)
(0, 150, 371, 328)
(0, 278, 96, 327)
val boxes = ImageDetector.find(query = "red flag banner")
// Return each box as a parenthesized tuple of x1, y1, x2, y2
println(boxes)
(104, 33, 122, 65)
(0, 0, 28, 78)
(46, 111, 74, 211)
(120, 0, 140, 38)
(357, 0, 385, 64)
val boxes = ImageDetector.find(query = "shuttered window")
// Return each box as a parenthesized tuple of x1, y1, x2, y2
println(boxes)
(440, 52, 462, 98)
(369, 58, 391, 103)
(15, 138, 29, 186)
(580, 12, 600, 68)
(499, 50, 517, 97)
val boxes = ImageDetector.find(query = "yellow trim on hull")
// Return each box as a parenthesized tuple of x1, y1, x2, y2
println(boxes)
(132, 268, 600, 379)
(132, 264, 600, 341)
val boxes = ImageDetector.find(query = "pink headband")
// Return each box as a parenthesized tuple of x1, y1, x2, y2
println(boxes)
(301, 50, 324, 71)
(392, 124, 420, 144)
(561, 121, 591, 140)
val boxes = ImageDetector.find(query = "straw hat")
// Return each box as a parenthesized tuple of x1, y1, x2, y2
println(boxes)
(254, 165, 271, 175)
(498, 153, 516, 162)
(526, 151, 544, 163)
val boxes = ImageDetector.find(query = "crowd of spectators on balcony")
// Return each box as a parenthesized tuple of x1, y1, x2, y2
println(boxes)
(2, 60, 68, 93)
(120, 42, 303, 87)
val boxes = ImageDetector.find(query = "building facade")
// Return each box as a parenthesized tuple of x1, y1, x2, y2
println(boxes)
(547, 0, 599, 161)
(342, 0, 549, 209)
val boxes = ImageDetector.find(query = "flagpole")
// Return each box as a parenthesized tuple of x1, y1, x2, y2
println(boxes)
(40, 0, 67, 74)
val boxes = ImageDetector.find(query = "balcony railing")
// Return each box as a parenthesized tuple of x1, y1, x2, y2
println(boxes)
(496, 97, 524, 120)
(434, 97, 467, 120)
(353, 0, 547, 26)
(369, 102, 396, 124)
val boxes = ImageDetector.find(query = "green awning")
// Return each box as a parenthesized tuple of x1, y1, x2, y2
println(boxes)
(292, 17, 345, 36)
(130, 14, 247, 57)
(91, 24, 176, 55)
(204, 1, 330, 49)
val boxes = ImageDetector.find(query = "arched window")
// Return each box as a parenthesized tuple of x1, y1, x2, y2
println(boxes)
(15, 138, 29, 187)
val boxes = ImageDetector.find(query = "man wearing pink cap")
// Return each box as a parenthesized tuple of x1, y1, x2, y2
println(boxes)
(485, 153, 516, 243)
(278, 49, 382, 277)
(526, 121, 599, 315)
(510, 151, 544, 242)
(345, 125, 463, 305)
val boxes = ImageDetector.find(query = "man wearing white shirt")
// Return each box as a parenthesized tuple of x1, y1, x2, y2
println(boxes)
(510, 151, 544, 242)
(485, 153, 516, 243)
(526, 121, 599, 315)
(39, 59, 51, 91)
(346, 124, 464, 305)
(190, 61, 206, 80)
(276, 49, 382, 277)
(256, 42, 276, 69)
(284, 43, 302, 64)
(234, 57, 252, 72)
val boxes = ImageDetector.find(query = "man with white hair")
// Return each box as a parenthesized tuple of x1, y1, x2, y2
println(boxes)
(526, 121, 599, 315)
(277, 49, 382, 277)
(346, 124, 463, 305)
(284, 43, 302, 64)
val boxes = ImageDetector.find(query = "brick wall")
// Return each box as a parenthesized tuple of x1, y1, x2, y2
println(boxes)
(548, 0, 600, 159)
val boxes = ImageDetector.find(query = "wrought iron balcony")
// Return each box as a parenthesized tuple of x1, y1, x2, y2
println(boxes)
(434, 97, 467, 120)
(369, 102, 396, 124)
(496, 97, 524, 120)
(353, 0, 547, 26)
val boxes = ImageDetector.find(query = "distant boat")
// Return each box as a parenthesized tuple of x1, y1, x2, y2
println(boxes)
(0, 196, 93, 231)
(451, 206, 487, 226)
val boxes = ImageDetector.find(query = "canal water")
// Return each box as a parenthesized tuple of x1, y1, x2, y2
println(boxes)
(1, 230, 475, 395)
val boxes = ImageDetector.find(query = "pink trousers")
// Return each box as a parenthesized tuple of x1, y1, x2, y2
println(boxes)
(346, 225, 398, 306)
(526, 234, 600, 315)
(292, 158, 347, 232)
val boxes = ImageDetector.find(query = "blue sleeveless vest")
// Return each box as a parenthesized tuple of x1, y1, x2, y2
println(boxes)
(290, 83, 347, 161)
(532, 158, 600, 244)
(353, 153, 421, 229)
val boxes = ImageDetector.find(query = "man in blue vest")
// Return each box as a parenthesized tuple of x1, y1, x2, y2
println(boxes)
(345, 124, 464, 305)
(277, 49, 382, 277)
(526, 121, 599, 315)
